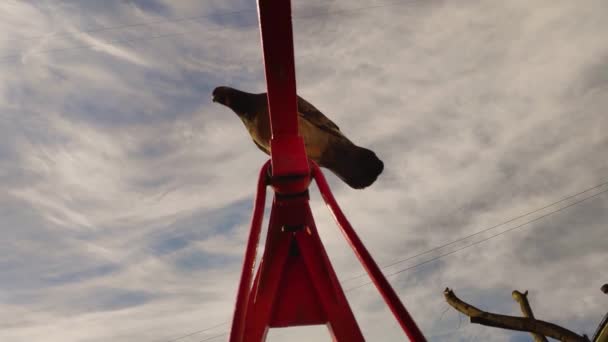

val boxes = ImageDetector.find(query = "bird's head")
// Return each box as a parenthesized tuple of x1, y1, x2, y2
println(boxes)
(212, 86, 261, 120)
(212, 86, 233, 107)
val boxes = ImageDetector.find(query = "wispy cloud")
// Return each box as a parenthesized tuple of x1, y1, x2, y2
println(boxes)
(68, 29, 153, 67)
(1, 0, 607, 341)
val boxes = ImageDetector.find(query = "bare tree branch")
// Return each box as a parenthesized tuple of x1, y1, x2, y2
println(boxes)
(512, 290, 548, 342)
(444, 288, 589, 342)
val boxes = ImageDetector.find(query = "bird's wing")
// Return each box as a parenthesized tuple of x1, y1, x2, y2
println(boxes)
(296, 96, 342, 136)
(253, 139, 269, 154)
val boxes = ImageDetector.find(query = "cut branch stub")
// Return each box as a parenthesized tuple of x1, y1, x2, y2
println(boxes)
(512, 290, 548, 342)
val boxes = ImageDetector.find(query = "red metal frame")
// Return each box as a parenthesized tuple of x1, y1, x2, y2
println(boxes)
(233, 178, 365, 341)
(229, 0, 426, 341)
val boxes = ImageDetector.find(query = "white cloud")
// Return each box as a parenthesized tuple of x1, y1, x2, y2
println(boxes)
(1, 0, 607, 341)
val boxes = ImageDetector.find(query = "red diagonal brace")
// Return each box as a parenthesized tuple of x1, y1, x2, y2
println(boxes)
(312, 162, 427, 341)
(229, 162, 270, 342)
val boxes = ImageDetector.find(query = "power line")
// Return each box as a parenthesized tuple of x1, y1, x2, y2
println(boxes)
(6, 0, 418, 46)
(0, 20, 247, 63)
(198, 332, 228, 342)
(345, 186, 608, 292)
(2, 9, 254, 45)
(0, 0, 420, 64)
(159, 180, 608, 341)
(341, 180, 608, 283)
(165, 321, 228, 342)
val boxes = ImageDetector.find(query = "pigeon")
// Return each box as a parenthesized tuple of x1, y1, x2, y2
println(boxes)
(212, 86, 383, 189)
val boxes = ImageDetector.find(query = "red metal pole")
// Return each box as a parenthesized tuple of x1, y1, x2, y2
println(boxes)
(257, 0, 309, 189)
(229, 161, 270, 342)
(312, 163, 428, 342)
(257, 0, 298, 138)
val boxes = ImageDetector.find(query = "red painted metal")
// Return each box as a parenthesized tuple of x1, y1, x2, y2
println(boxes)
(257, 0, 309, 193)
(234, 193, 364, 341)
(229, 161, 270, 342)
(229, 161, 428, 341)
(257, 0, 298, 138)
(312, 162, 427, 342)
(229, 0, 427, 340)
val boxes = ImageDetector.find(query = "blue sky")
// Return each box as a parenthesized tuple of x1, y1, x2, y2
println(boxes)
(1, 0, 607, 341)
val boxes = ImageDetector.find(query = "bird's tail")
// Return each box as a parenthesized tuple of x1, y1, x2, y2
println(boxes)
(322, 142, 384, 189)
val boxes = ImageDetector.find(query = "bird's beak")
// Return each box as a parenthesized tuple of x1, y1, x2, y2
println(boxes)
(212, 96, 217, 103)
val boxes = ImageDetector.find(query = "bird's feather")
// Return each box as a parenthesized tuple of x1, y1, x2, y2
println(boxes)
(296, 96, 342, 137)
(212, 86, 383, 189)
(253, 138, 269, 154)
